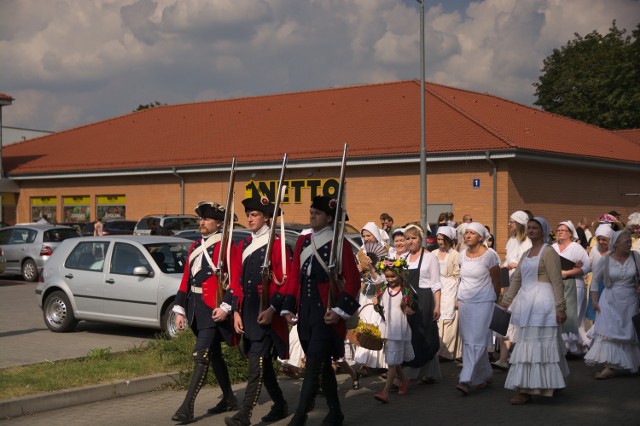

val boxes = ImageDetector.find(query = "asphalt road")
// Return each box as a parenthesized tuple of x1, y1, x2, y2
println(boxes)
(2, 358, 639, 426)
(0, 276, 161, 369)
(2, 276, 640, 426)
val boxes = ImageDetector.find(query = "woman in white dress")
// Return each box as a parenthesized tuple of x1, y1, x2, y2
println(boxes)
(403, 224, 442, 385)
(455, 222, 501, 395)
(435, 226, 461, 362)
(372, 257, 415, 403)
(585, 224, 614, 324)
(354, 222, 387, 372)
(553, 220, 591, 355)
(501, 217, 569, 405)
(494, 211, 532, 370)
(584, 230, 640, 379)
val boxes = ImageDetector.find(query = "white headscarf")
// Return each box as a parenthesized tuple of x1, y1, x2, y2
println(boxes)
(403, 224, 424, 239)
(361, 221, 382, 243)
(391, 227, 405, 239)
(610, 230, 623, 250)
(510, 211, 529, 226)
(594, 224, 614, 240)
(436, 226, 456, 241)
(466, 222, 487, 240)
(559, 220, 579, 240)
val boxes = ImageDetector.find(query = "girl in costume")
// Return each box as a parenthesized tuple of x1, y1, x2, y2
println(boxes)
(372, 257, 416, 403)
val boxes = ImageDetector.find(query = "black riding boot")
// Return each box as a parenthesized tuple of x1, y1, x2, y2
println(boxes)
(261, 356, 288, 422)
(208, 351, 238, 414)
(224, 355, 263, 426)
(287, 357, 323, 426)
(320, 360, 344, 426)
(172, 349, 210, 424)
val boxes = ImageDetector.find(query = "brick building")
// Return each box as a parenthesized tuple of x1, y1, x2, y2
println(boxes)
(2, 80, 639, 253)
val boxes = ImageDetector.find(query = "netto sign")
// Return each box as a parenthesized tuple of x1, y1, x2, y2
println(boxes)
(245, 178, 339, 204)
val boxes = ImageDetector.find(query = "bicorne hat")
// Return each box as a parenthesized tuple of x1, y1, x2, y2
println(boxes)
(242, 195, 281, 217)
(311, 195, 349, 221)
(194, 201, 225, 221)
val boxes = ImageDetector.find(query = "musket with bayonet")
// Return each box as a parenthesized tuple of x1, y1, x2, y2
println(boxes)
(215, 157, 237, 308)
(260, 154, 288, 312)
(327, 144, 348, 310)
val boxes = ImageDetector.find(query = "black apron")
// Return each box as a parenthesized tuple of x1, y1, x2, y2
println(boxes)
(404, 249, 440, 368)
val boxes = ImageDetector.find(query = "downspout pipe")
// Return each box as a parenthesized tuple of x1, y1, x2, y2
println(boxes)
(485, 151, 497, 246)
(172, 167, 184, 214)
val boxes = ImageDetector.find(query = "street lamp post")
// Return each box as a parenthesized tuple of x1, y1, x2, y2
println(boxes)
(418, 0, 427, 232)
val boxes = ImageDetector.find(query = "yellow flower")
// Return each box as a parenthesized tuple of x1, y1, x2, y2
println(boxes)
(394, 260, 401, 267)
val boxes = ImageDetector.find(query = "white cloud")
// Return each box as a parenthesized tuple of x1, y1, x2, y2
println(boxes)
(0, 0, 638, 131)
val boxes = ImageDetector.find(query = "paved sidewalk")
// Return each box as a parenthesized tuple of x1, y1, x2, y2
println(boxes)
(2, 358, 639, 425)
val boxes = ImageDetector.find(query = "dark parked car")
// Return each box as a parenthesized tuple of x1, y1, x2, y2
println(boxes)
(60, 222, 87, 234)
(82, 220, 137, 236)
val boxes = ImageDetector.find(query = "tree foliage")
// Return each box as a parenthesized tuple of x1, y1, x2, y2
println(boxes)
(134, 101, 166, 111)
(534, 21, 640, 130)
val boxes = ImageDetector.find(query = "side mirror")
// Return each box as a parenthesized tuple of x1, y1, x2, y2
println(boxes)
(132, 266, 154, 278)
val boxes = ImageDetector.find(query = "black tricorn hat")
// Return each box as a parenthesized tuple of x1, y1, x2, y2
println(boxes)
(194, 201, 225, 221)
(310, 195, 349, 221)
(242, 195, 281, 217)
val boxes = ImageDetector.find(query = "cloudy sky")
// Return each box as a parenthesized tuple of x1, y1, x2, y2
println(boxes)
(1, 0, 638, 132)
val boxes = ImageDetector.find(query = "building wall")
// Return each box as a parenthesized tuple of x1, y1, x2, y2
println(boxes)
(14, 158, 640, 258)
(506, 160, 639, 230)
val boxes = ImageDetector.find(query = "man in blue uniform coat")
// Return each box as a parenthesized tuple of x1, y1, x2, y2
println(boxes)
(224, 195, 293, 426)
(284, 195, 361, 426)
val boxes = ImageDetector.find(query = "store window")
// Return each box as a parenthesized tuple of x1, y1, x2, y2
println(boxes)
(30, 196, 57, 223)
(96, 195, 126, 220)
(62, 196, 90, 223)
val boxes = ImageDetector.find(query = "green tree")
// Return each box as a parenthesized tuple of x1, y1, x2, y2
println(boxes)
(134, 101, 166, 112)
(534, 21, 640, 130)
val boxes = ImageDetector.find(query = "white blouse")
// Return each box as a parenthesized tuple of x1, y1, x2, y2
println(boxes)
(457, 248, 500, 303)
(407, 249, 442, 292)
(503, 236, 532, 276)
(552, 241, 591, 288)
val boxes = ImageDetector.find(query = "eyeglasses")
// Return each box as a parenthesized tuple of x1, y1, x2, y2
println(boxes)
(556, 229, 569, 233)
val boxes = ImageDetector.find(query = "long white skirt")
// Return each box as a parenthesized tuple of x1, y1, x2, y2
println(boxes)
(584, 284, 640, 372)
(505, 326, 569, 396)
(354, 294, 386, 368)
(458, 300, 493, 386)
(438, 313, 462, 360)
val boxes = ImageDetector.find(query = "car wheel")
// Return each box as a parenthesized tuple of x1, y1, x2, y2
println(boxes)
(161, 301, 178, 339)
(22, 258, 39, 282)
(43, 290, 78, 332)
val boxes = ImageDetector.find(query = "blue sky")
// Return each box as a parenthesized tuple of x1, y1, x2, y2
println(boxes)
(1, 0, 638, 132)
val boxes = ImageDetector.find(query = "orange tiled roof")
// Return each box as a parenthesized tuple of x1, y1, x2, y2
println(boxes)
(4, 81, 640, 176)
(613, 129, 640, 146)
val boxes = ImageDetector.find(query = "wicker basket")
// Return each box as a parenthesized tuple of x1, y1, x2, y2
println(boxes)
(346, 303, 384, 351)
(347, 329, 384, 351)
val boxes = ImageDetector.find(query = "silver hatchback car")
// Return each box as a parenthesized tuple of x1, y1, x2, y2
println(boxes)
(0, 224, 81, 281)
(36, 236, 192, 338)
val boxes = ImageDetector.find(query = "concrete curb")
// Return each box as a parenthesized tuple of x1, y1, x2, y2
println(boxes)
(0, 372, 181, 420)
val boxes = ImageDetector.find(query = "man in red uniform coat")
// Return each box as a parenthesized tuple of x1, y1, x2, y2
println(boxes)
(224, 195, 294, 426)
(171, 201, 240, 423)
(284, 196, 361, 426)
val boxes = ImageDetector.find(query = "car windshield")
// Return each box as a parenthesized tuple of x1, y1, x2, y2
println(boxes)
(44, 228, 80, 242)
(144, 242, 190, 274)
